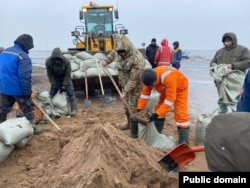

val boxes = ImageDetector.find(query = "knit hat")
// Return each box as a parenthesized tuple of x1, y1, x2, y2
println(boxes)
(173, 41, 179, 48)
(151, 38, 156, 43)
(14, 34, 34, 53)
(141, 69, 157, 86)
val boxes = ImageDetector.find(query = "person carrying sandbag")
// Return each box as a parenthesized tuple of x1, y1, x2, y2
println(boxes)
(45, 47, 77, 116)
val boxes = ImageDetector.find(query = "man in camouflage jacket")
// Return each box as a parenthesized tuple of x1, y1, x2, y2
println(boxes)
(102, 34, 145, 138)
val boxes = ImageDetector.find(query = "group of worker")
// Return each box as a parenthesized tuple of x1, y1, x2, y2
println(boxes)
(1, 32, 250, 152)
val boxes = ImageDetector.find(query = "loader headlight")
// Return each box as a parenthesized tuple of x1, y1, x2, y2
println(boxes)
(71, 31, 80, 36)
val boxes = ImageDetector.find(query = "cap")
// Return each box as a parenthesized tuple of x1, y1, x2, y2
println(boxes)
(141, 69, 157, 86)
(151, 38, 156, 43)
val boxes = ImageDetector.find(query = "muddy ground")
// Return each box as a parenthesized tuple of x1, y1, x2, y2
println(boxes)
(0, 66, 210, 188)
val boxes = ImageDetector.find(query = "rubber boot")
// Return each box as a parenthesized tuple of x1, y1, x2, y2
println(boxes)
(154, 118, 165, 134)
(129, 120, 138, 138)
(70, 100, 77, 116)
(30, 120, 43, 135)
(178, 128, 189, 145)
(119, 111, 130, 130)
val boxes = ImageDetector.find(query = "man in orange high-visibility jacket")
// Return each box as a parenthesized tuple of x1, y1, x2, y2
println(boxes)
(137, 67, 190, 145)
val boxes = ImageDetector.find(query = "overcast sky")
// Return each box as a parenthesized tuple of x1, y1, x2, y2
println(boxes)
(1, 0, 249, 51)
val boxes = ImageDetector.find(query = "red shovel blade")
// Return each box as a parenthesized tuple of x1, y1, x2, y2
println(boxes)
(158, 144, 204, 173)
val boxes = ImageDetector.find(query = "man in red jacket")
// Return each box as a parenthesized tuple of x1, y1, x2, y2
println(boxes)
(137, 67, 190, 145)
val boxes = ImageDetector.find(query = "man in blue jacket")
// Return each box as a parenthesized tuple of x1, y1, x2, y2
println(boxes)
(0, 34, 42, 134)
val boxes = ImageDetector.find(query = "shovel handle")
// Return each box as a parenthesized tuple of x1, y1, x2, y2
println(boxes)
(84, 62, 88, 99)
(96, 60, 104, 95)
(103, 67, 132, 114)
(32, 99, 62, 132)
(190, 146, 204, 152)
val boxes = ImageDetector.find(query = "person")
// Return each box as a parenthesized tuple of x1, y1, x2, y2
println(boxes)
(205, 112, 250, 171)
(146, 38, 159, 68)
(102, 34, 145, 138)
(137, 68, 190, 145)
(45, 47, 77, 116)
(171, 41, 182, 69)
(210, 32, 250, 112)
(0, 34, 42, 134)
(236, 69, 250, 112)
(0, 47, 4, 53)
(15, 92, 47, 124)
(154, 39, 173, 67)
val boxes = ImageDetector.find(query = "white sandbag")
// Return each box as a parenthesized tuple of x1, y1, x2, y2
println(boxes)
(63, 53, 74, 60)
(37, 91, 53, 106)
(87, 67, 98, 77)
(144, 59, 152, 69)
(93, 52, 106, 60)
(75, 51, 93, 60)
(146, 90, 160, 114)
(0, 117, 34, 145)
(72, 70, 84, 79)
(71, 62, 79, 72)
(139, 122, 176, 150)
(15, 136, 32, 148)
(85, 59, 100, 68)
(52, 91, 69, 115)
(0, 141, 15, 163)
(107, 61, 116, 69)
(195, 108, 219, 146)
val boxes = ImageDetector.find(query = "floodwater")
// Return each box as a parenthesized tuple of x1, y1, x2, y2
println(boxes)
(180, 59, 218, 123)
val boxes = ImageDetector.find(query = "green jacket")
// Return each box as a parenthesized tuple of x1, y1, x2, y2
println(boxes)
(105, 34, 145, 95)
(46, 48, 71, 87)
(210, 32, 250, 72)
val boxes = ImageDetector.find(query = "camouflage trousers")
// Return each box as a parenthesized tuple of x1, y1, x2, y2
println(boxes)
(123, 87, 141, 115)
(0, 93, 34, 122)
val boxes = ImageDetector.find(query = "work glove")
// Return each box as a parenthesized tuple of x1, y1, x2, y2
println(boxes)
(148, 113, 159, 122)
(60, 87, 66, 93)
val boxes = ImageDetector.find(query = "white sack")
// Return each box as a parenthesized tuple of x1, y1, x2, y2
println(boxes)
(52, 91, 69, 115)
(15, 136, 32, 148)
(0, 141, 15, 163)
(75, 51, 93, 60)
(0, 117, 34, 145)
(139, 122, 176, 150)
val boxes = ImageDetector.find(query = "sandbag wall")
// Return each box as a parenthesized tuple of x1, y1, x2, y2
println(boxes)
(64, 51, 152, 94)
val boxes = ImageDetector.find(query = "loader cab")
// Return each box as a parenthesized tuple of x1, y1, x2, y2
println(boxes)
(80, 6, 114, 37)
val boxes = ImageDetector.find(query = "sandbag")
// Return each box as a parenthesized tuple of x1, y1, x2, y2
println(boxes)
(75, 51, 93, 60)
(72, 70, 84, 79)
(15, 136, 32, 148)
(139, 122, 176, 150)
(52, 91, 69, 115)
(0, 141, 15, 163)
(195, 108, 222, 146)
(0, 117, 34, 145)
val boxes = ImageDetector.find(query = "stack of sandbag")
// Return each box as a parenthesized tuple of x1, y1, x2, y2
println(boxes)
(64, 51, 152, 80)
(64, 51, 117, 79)
(0, 117, 34, 163)
(138, 90, 176, 149)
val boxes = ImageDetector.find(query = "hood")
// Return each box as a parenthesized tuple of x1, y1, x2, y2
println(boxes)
(222, 32, 237, 49)
(161, 39, 168, 46)
(113, 33, 134, 57)
(14, 34, 34, 53)
(50, 47, 64, 60)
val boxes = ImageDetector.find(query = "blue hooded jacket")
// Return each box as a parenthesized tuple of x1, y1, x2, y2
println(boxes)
(0, 34, 34, 96)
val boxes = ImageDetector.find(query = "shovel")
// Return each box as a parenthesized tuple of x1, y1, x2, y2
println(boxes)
(96, 60, 109, 107)
(103, 67, 147, 124)
(158, 144, 204, 173)
(84, 62, 91, 108)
